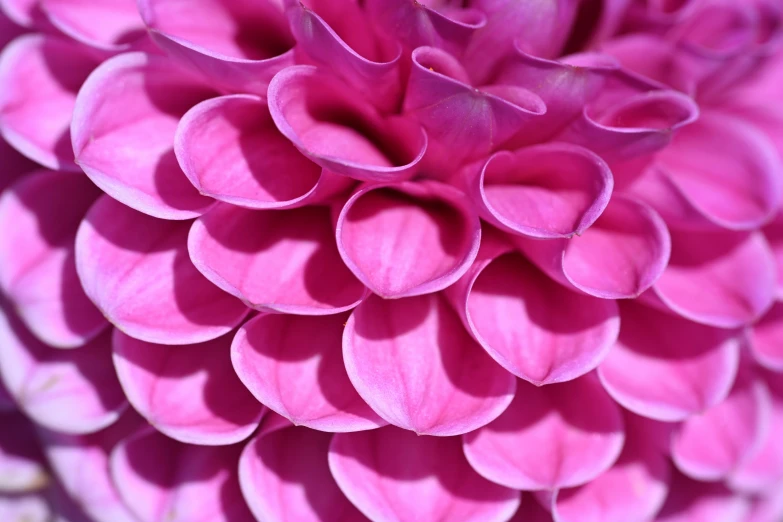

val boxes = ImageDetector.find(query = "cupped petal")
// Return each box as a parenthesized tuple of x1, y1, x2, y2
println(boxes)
(648, 229, 776, 328)
(344, 292, 516, 436)
(0, 34, 98, 171)
(598, 300, 740, 422)
(0, 412, 48, 493)
(76, 195, 249, 345)
(232, 313, 384, 432)
(750, 303, 783, 371)
(175, 94, 351, 209)
(113, 329, 265, 446)
(71, 52, 216, 220)
(239, 416, 367, 522)
(137, 0, 295, 94)
(41, 0, 146, 51)
(0, 307, 126, 434)
(330, 426, 520, 522)
(463, 374, 625, 491)
(514, 196, 671, 299)
(336, 181, 480, 298)
(267, 65, 427, 183)
(655, 469, 751, 522)
(0, 171, 106, 348)
(110, 428, 254, 522)
(189, 203, 365, 315)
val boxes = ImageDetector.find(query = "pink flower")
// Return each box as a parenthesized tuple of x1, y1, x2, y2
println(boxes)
(1, 0, 783, 521)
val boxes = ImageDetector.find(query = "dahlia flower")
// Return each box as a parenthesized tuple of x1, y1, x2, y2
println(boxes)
(0, 0, 782, 521)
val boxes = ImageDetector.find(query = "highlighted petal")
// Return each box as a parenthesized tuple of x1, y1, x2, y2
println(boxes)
(110, 428, 254, 522)
(0, 412, 48, 493)
(72, 52, 216, 220)
(463, 374, 625, 491)
(76, 195, 249, 345)
(0, 34, 98, 170)
(330, 426, 520, 522)
(189, 203, 365, 315)
(41, 0, 146, 51)
(239, 416, 366, 522)
(113, 329, 265, 445)
(655, 469, 751, 522)
(750, 303, 783, 371)
(344, 293, 516, 436)
(336, 181, 480, 298)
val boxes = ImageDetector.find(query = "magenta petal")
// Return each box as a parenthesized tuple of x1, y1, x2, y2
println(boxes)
(0, 34, 98, 171)
(764, 216, 783, 299)
(76, 195, 250, 345)
(113, 329, 265, 445)
(232, 313, 384, 432)
(0, 412, 48, 493)
(41, 0, 145, 51)
(330, 426, 520, 522)
(463, 374, 625, 491)
(750, 303, 783, 371)
(515, 196, 671, 299)
(189, 203, 365, 315)
(337, 181, 480, 298)
(0, 133, 36, 194)
(267, 65, 427, 183)
(0, 308, 126, 434)
(598, 300, 740, 422)
(0, 171, 107, 348)
(467, 143, 613, 238)
(655, 469, 752, 522)
(72, 52, 216, 220)
(0, 0, 39, 27)
(137, 0, 294, 94)
(344, 292, 516, 436)
(239, 416, 367, 522)
(110, 428, 254, 522)
(176, 94, 350, 209)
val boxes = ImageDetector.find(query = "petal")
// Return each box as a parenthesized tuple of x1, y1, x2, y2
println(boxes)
(655, 469, 751, 522)
(71, 52, 216, 220)
(0, 307, 126, 434)
(239, 416, 367, 522)
(0, 0, 41, 27)
(336, 181, 481, 298)
(76, 195, 249, 345)
(41, 0, 146, 51)
(0, 412, 48, 493)
(749, 302, 783, 371)
(598, 300, 740, 422)
(175, 94, 351, 209)
(329, 426, 520, 522)
(764, 215, 783, 298)
(267, 65, 427, 183)
(0, 493, 50, 522)
(137, 0, 295, 94)
(463, 374, 625, 490)
(189, 203, 365, 315)
(0, 34, 98, 171)
(344, 292, 516, 436)
(110, 428, 254, 522)
(112, 329, 265, 445)
(232, 313, 384, 432)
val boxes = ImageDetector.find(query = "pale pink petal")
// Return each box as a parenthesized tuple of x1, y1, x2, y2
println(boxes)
(655, 469, 752, 522)
(0, 493, 50, 522)
(330, 426, 521, 522)
(744, 487, 783, 522)
(750, 302, 783, 371)
(41, 0, 146, 51)
(113, 329, 265, 445)
(0, 411, 48, 493)
(75, 195, 250, 345)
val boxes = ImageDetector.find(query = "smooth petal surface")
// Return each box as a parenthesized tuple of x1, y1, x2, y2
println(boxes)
(463, 374, 625, 491)
(72, 52, 216, 220)
(655, 469, 751, 522)
(330, 426, 520, 522)
(41, 0, 146, 51)
(189, 203, 365, 314)
(750, 302, 783, 371)
(337, 181, 480, 298)
(344, 292, 516, 436)
(76, 195, 249, 345)
(0, 493, 50, 522)
(232, 313, 384, 432)
(0, 412, 48, 493)
(113, 329, 265, 445)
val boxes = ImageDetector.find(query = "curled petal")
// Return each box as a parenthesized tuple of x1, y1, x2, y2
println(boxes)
(514, 196, 671, 299)
(239, 416, 366, 522)
(232, 313, 384, 432)
(0, 34, 98, 171)
(110, 428, 254, 522)
(329, 426, 520, 522)
(750, 303, 783, 371)
(267, 65, 427, 183)
(463, 374, 625, 491)
(599, 34, 694, 93)
(76, 195, 249, 345)
(655, 469, 751, 522)
(113, 329, 265, 446)
(0, 412, 48, 493)
(189, 203, 365, 315)
(0, 307, 126, 434)
(344, 292, 516, 436)
(176, 94, 351, 209)
(598, 300, 740, 422)
(41, 0, 146, 51)
(137, 0, 295, 94)
(72, 52, 216, 220)
(0, 171, 106, 348)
